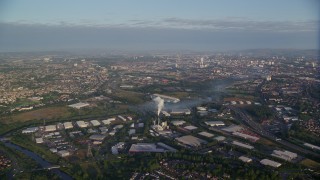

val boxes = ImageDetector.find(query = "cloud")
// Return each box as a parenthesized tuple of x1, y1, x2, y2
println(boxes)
(0, 21, 318, 52)
(161, 17, 319, 32)
(2, 17, 318, 33)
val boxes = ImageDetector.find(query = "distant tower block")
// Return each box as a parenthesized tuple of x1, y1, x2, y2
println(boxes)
(200, 57, 204, 68)
(266, 75, 272, 81)
(87, 143, 93, 157)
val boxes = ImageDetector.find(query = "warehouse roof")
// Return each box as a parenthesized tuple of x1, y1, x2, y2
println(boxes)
(175, 135, 207, 147)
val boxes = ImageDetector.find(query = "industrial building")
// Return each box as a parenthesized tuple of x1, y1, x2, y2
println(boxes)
(128, 129, 136, 135)
(232, 141, 254, 150)
(76, 121, 88, 128)
(111, 142, 125, 155)
(271, 150, 297, 161)
(68, 102, 90, 109)
(22, 127, 39, 134)
(304, 143, 320, 151)
(170, 108, 191, 115)
(102, 118, 116, 125)
(90, 120, 101, 127)
(35, 138, 44, 144)
(129, 143, 176, 153)
(260, 159, 281, 168)
(129, 143, 166, 153)
(171, 120, 186, 126)
(45, 125, 57, 132)
(239, 156, 252, 163)
(214, 136, 226, 141)
(183, 125, 198, 131)
(175, 135, 207, 147)
(57, 150, 70, 157)
(222, 125, 243, 132)
(151, 94, 180, 103)
(89, 134, 106, 141)
(205, 121, 225, 127)
(118, 115, 127, 121)
(198, 131, 214, 138)
(63, 122, 73, 129)
(232, 132, 260, 142)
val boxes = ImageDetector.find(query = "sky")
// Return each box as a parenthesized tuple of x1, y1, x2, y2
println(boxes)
(0, 0, 319, 52)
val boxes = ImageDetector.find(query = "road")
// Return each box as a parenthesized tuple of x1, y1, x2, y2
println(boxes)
(228, 105, 320, 158)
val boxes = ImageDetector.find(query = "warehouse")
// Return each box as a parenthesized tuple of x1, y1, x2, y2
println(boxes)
(129, 143, 166, 153)
(76, 121, 88, 128)
(239, 156, 252, 163)
(45, 125, 57, 132)
(183, 125, 198, 131)
(22, 127, 39, 134)
(260, 159, 281, 168)
(89, 134, 106, 141)
(102, 118, 116, 125)
(63, 122, 73, 129)
(68, 102, 89, 109)
(198, 131, 214, 138)
(90, 120, 101, 127)
(205, 121, 225, 127)
(271, 150, 297, 161)
(171, 120, 186, 126)
(232, 132, 260, 142)
(222, 125, 243, 132)
(232, 141, 254, 150)
(35, 138, 44, 144)
(151, 94, 180, 103)
(175, 135, 207, 147)
(57, 150, 70, 157)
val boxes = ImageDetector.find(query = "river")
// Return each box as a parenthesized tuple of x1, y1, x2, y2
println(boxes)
(3, 141, 72, 180)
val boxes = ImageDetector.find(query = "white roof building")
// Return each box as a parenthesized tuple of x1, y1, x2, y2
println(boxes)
(118, 115, 126, 121)
(89, 134, 106, 141)
(57, 150, 70, 157)
(35, 138, 44, 144)
(304, 143, 320, 151)
(272, 150, 297, 161)
(184, 125, 198, 131)
(45, 125, 57, 132)
(205, 121, 225, 127)
(171, 120, 186, 126)
(129, 129, 136, 135)
(198, 131, 214, 138)
(68, 102, 90, 109)
(151, 94, 180, 103)
(232, 132, 260, 142)
(63, 122, 73, 129)
(129, 143, 165, 153)
(76, 121, 88, 128)
(260, 159, 281, 168)
(222, 125, 243, 132)
(22, 127, 39, 134)
(239, 156, 252, 163)
(102, 118, 116, 125)
(214, 136, 226, 141)
(175, 135, 207, 147)
(232, 141, 254, 150)
(90, 120, 101, 127)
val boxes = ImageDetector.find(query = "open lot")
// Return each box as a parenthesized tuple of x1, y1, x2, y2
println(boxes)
(0, 106, 71, 124)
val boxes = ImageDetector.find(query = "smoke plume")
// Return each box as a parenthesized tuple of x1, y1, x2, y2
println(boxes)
(153, 97, 164, 116)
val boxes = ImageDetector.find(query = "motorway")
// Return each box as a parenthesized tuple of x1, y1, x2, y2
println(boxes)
(228, 105, 320, 159)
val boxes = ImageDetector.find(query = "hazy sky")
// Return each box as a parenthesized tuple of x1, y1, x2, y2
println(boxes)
(0, 0, 319, 52)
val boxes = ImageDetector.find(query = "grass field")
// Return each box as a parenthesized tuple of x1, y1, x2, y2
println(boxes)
(0, 106, 71, 124)
(113, 90, 145, 104)
(300, 158, 320, 170)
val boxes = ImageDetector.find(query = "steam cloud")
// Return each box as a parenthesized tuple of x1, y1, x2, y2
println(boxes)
(153, 97, 164, 116)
